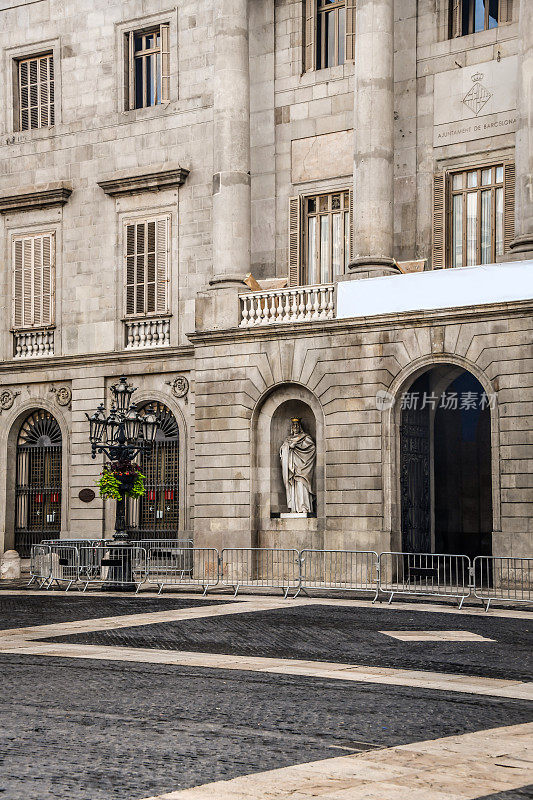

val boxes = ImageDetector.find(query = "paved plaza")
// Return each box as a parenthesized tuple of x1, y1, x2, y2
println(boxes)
(0, 591, 532, 799)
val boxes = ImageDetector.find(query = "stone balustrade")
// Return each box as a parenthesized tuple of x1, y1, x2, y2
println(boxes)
(13, 328, 54, 358)
(240, 285, 335, 327)
(124, 317, 170, 349)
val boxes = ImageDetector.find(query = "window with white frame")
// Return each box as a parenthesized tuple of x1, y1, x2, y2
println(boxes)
(18, 53, 54, 131)
(289, 190, 352, 285)
(124, 216, 170, 317)
(12, 232, 55, 329)
(125, 24, 170, 109)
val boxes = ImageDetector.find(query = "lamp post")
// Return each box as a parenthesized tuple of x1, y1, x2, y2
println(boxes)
(86, 376, 159, 588)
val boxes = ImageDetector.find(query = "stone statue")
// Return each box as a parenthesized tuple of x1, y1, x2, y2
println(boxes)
(280, 417, 316, 514)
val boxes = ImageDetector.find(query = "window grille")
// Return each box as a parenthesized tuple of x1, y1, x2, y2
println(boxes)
(432, 163, 515, 268)
(18, 53, 54, 131)
(12, 232, 55, 329)
(126, 402, 180, 541)
(124, 216, 169, 317)
(305, 0, 356, 72)
(15, 410, 62, 557)
(126, 24, 170, 109)
(289, 190, 352, 285)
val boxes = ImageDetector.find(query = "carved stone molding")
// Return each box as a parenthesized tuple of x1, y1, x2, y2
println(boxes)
(166, 375, 189, 400)
(97, 165, 189, 197)
(0, 182, 72, 214)
(50, 385, 72, 408)
(0, 388, 21, 413)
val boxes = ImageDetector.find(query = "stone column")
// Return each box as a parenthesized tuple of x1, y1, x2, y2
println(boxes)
(348, 0, 400, 278)
(509, 0, 533, 259)
(210, 0, 251, 287)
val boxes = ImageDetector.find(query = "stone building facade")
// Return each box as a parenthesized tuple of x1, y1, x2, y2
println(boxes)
(0, 0, 531, 562)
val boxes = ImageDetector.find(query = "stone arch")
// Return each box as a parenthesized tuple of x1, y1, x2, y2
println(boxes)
(382, 354, 501, 553)
(251, 382, 325, 549)
(1, 399, 71, 556)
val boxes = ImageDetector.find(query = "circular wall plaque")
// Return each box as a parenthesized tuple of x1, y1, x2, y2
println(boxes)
(79, 488, 96, 503)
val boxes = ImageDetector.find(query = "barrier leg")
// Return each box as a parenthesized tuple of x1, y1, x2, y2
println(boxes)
(202, 585, 208, 597)
(372, 588, 379, 604)
(457, 595, 465, 610)
(233, 584, 239, 597)
(387, 592, 394, 604)
(135, 583, 141, 595)
(283, 586, 289, 600)
(485, 598, 491, 612)
(158, 584, 164, 595)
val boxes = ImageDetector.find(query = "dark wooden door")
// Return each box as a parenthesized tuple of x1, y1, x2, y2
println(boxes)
(400, 398, 431, 553)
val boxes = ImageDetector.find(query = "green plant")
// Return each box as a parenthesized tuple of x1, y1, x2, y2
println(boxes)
(97, 461, 146, 501)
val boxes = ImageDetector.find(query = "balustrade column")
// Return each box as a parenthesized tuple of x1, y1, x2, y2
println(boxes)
(348, 0, 400, 279)
(509, 0, 533, 259)
(210, 0, 251, 288)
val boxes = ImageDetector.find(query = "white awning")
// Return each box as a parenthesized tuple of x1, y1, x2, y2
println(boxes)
(336, 261, 533, 320)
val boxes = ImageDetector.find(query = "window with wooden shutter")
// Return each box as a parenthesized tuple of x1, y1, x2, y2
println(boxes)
(450, 0, 507, 37)
(126, 23, 170, 110)
(288, 197, 301, 287)
(125, 216, 169, 317)
(433, 162, 515, 268)
(305, 1, 356, 71)
(432, 172, 446, 269)
(19, 53, 54, 131)
(503, 162, 515, 252)
(12, 233, 55, 329)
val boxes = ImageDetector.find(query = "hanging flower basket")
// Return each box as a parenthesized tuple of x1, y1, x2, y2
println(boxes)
(97, 460, 146, 501)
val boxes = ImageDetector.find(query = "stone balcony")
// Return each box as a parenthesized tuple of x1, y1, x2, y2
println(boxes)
(239, 285, 335, 327)
(124, 317, 171, 349)
(13, 328, 54, 358)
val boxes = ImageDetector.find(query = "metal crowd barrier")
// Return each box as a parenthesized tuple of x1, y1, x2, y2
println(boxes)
(28, 544, 52, 588)
(378, 552, 472, 608)
(144, 546, 219, 595)
(47, 544, 79, 590)
(473, 556, 533, 610)
(78, 545, 147, 591)
(221, 548, 301, 597)
(298, 549, 379, 599)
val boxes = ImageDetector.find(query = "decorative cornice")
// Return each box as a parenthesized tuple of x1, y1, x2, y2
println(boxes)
(0, 182, 72, 214)
(97, 165, 190, 197)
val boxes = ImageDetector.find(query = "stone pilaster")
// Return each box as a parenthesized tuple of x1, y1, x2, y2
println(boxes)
(348, 0, 400, 279)
(210, 0, 251, 288)
(509, 0, 533, 259)
(69, 378, 105, 538)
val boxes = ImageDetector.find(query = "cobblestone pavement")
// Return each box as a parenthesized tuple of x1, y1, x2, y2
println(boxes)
(0, 594, 532, 800)
(47, 603, 533, 681)
(0, 595, 232, 630)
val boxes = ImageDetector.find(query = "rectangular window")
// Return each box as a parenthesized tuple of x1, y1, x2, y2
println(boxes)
(124, 216, 169, 316)
(18, 53, 54, 131)
(303, 191, 351, 284)
(449, 165, 505, 267)
(12, 233, 55, 329)
(305, 0, 356, 72)
(450, 0, 510, 37)
(126, 24, 169, 110)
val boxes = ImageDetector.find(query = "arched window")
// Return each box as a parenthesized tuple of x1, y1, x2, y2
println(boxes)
(126, 401, 179, 541)
(15, 409, 62, 556)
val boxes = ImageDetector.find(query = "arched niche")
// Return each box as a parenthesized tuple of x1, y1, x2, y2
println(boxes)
(252, 383, 325, 549)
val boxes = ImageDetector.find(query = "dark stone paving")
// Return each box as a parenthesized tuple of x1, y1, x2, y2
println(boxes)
(478, 790, 533, 799)
(0, 654, 531, 800)
(0, 595, 233, 630)
(48, 603, 533, 681)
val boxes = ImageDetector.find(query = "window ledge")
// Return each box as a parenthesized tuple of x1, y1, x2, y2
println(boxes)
(0, 183, 71, 214)
(98, 165, 189, 197)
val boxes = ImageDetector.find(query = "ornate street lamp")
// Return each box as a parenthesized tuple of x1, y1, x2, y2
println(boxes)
(86, 377, 160, 588)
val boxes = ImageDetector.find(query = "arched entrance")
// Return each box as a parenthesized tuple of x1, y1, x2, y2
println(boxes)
(126, 401, 179, 541)
(15, 409, 62, 556)
(400, 366, 493, 559)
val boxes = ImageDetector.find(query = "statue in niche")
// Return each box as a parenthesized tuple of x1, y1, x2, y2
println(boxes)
(280, 417, 316, 514)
